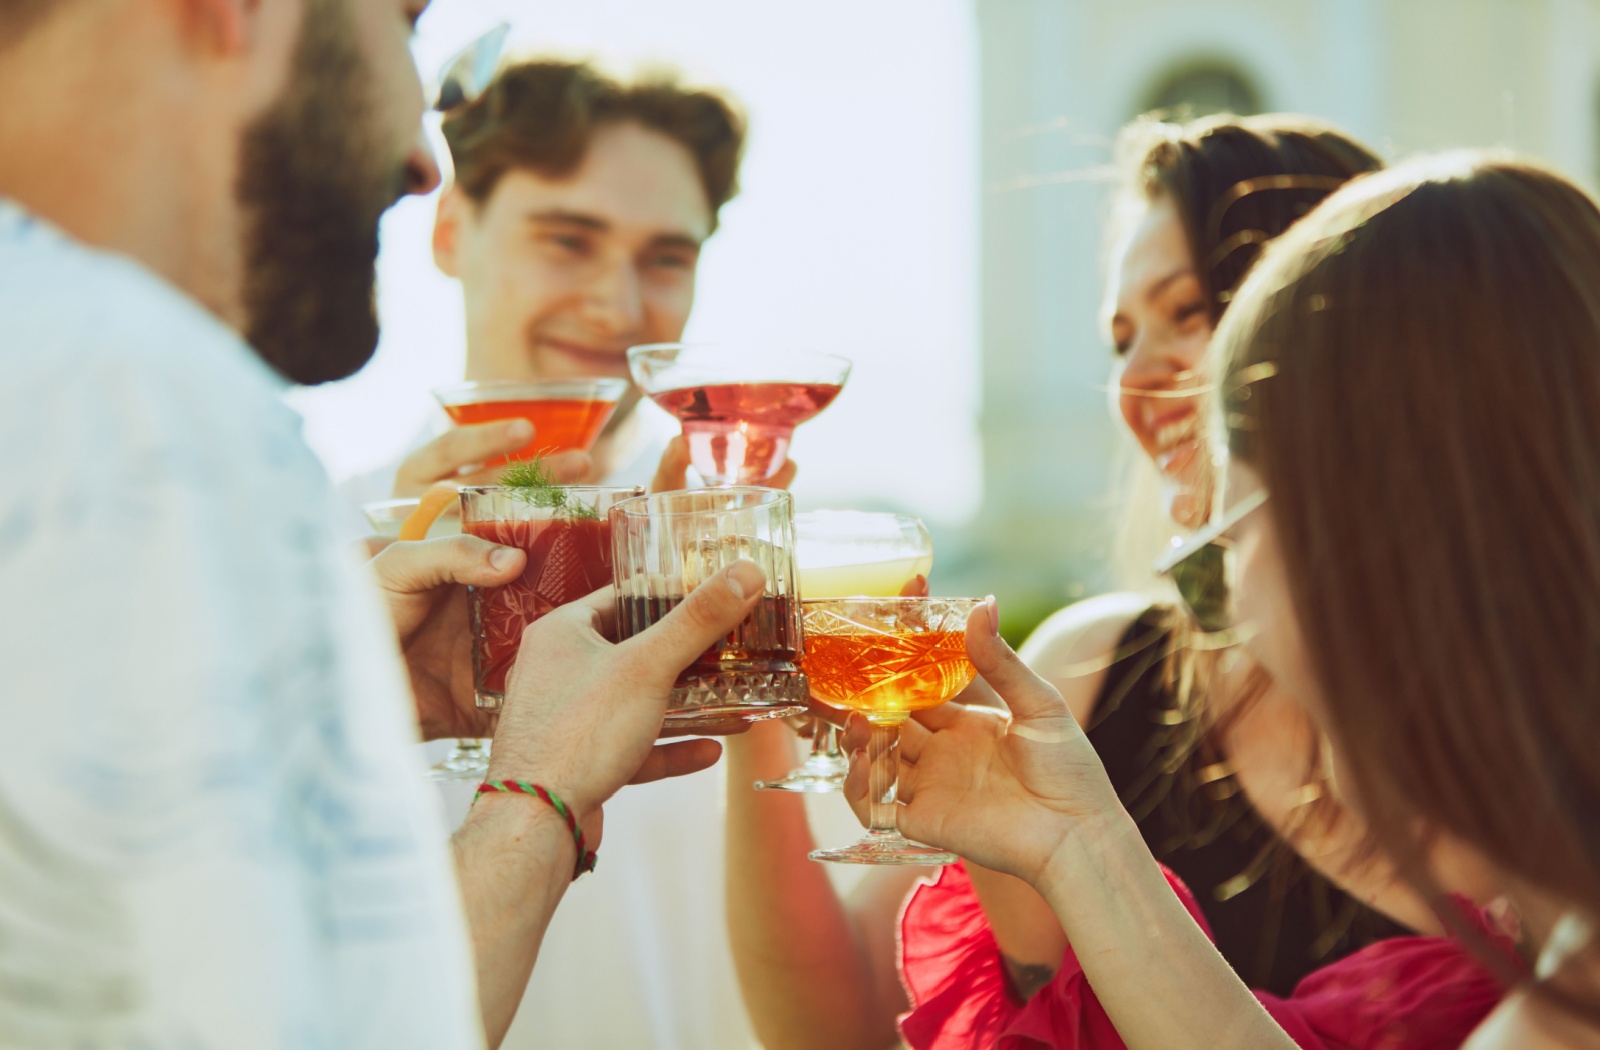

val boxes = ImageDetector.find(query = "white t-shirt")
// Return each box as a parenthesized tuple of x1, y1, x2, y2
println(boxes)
(0, 200, 482, 1048)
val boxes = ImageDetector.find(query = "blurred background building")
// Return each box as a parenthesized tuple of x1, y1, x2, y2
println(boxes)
(968, 0, 1600, 637)
(293, 0, 1600, 648)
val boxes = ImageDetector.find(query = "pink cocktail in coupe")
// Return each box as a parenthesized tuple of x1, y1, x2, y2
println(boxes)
(627, 343, 852, 486)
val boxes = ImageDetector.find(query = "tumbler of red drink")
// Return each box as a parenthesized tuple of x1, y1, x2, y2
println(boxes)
(610, 487, 810, 729)
(462, 484, 643, 710)
(434, 378, 629, 467)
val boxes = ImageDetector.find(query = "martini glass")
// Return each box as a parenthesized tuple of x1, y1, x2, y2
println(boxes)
(433, 378, 628, 469)
(755, 511, 934, 793)
(805, 597, 981, 865)
(627, 343, 851, 486)
(363, 497, 490, 781)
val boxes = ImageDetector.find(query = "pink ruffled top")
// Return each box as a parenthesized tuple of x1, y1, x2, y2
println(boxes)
(898, 863, 1515, 1050)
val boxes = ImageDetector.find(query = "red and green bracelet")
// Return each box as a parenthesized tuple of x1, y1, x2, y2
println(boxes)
(476, 780, 597, 880)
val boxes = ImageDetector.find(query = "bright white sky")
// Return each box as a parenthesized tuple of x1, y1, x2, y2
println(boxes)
(287, 0, 983, 525)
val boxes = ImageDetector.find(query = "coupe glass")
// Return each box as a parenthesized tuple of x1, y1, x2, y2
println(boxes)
(627, 343, 852, 486)
(363, 497, 488, 781)
(755, 511, 935, 793)
(433, 378, 628, 468)
(610, 487, 809, 729)
(461, 485, 643, 710)
(805, 597, 981, 865)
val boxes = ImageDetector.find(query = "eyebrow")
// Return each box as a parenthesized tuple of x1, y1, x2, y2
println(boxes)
(1104, 267, 1202, 343)
(1144, 267, 1197, 301)
(526, 210, 705, 250)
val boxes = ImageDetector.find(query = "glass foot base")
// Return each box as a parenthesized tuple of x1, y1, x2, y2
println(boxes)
(754, 756, 848, 793)
(426, 740, 491, 781)
(664, 667, 809, 731)
(810, 831, 957, 866)
(663, 703, 805, 732)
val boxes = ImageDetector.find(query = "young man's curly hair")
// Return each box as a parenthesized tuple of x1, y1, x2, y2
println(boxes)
(443, 59, 747, 231)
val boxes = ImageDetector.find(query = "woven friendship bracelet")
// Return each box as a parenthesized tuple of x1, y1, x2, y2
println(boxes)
(476, 780, 598, 880)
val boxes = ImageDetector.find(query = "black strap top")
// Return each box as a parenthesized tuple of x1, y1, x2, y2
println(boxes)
(1084, 606, 1409, 997)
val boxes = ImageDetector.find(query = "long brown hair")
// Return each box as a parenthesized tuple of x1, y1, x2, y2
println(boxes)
(1115, 113, 1384, 322)
(1101, 114, 1389, 977)
(1218, 152, 1600, 1009)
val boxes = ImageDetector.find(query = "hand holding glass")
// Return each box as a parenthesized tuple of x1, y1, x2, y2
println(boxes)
(806, 597, 981, 864)
(611, 488, 809, 730)
(365, 497, 495, 781)
(462, 485, 643, 711)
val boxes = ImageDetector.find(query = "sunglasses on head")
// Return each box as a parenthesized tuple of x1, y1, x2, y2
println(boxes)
(431, 22, 510, 112)
(1154, 486, 1269, 634)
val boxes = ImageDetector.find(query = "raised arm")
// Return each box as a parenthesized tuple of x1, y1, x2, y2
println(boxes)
(888, 602, 1299, 1050)
(962, 593, 1152, 997)
(724, 721, 921, 1050)
(448, 562, 768, 1047)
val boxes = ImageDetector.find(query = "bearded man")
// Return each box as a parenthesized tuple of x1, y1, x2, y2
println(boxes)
(0, 1, 760, 1046)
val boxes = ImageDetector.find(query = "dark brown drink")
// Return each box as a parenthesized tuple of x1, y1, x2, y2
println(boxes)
(610, 487, 811, 728)
(616, 593, 802, 679)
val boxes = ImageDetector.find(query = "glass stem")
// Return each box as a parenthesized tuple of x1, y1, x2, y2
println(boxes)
(456, 739, 485, 752)
(867, 722, 900, 834)
(810, 720, 840, 760)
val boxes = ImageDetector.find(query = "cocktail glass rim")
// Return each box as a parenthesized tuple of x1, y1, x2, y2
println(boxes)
(624, 342, 853, 388)
(460, 483, 644, 500)
(432, 376, 630, 406)
(609, 485, 794, 520)
(800, 594, 980, 616)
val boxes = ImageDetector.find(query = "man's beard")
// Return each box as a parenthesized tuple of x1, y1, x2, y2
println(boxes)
(235, 0, 407, 385)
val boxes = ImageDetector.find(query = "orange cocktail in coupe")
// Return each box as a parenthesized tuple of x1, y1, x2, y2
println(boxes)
(803, 597, 981, 866)
(434, 378, 629, 467)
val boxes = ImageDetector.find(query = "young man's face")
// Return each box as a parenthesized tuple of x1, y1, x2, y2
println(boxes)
(436, 120, 712, 386)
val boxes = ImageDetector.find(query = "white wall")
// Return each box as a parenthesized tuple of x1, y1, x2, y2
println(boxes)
(287, 0, 983, 527)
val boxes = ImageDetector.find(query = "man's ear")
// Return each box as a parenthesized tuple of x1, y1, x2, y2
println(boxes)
(178, 0, 253, 54)
(178, 0, 299, 112)
(433, 186, 469, 277)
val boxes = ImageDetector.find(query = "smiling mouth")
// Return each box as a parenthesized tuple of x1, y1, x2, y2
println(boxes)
(541, 338, 626, 360)
(1149, 413, 1204, 477)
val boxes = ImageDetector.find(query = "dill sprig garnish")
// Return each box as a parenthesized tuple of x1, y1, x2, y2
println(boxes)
(498, 458, 599, 519)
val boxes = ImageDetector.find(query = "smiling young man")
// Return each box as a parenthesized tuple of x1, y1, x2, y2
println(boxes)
(0, 1, 766, 1046)
(365, 59, 769, 1050)
(373, 59, 748, 498)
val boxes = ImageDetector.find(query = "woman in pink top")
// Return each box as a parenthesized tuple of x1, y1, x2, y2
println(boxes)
(864, 153, 1600, 1050)
(897, 861, 1515, 1049)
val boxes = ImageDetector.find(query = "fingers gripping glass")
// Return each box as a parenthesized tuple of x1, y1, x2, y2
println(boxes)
(1155, 487, 1268, 634)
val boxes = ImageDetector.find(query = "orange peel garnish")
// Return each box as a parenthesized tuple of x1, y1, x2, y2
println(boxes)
(399, 483, 459, 541)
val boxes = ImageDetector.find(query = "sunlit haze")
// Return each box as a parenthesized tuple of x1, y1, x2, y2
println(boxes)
(286, 0, 982, 526)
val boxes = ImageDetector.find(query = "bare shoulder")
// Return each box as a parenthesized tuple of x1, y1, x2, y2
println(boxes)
(1018, 592, 1157, 726)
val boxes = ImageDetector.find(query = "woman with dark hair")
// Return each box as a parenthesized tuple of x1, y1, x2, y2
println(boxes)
(726, 114, 1502, 1050)
(880, 151, 1600, 1049)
